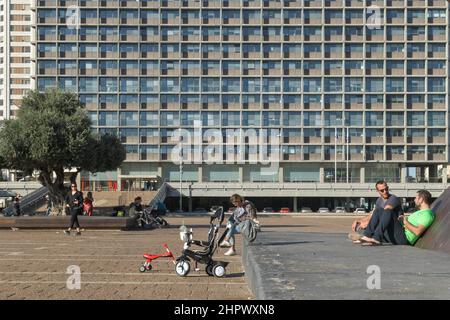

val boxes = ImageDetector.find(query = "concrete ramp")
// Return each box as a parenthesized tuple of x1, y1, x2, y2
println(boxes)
(415, 187, 450, 254)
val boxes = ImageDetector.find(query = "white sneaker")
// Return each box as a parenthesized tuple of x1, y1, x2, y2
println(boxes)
(224, 248, 236, 256)
(220, 240, 232, 248)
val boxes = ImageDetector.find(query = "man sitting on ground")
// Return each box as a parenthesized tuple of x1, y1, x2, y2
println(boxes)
(354, 189, 434, 246)
(350, 180, 403, 241)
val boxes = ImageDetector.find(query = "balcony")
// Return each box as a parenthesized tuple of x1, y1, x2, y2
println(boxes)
(407, 153, 425, 161)
(408, 51, 426, 59)
(387, 0, 404, 5)
(284, 0, 302, 7)
(59, 51, 78, 59)
(387, 51, 405, 59)
(428, 153, 446, 161)
(428, 0, 448, 6)
(386, 153, 405, 161)
(59, 34, 77, 42)
(408, 68, 426, 76)
(38, 67, 57, 75)
(325, 0, 343, 6)
(79, 68, 97, 76)
(407, 136, 425, 144)
(100, 51, 119, 59)
(428, 68, 446, 76)
(284, 154, 302, 161)
(100, 18, 119, 25)
(122, 0, 140, 7)
(202, 102, 221, 110)
(58, 0, 77, 6)
(366, 136, 384, 143)
(243, 68, 260, 76)
(346, 0, 364, 7)
(161, 51, 180, 59)
(284, 68, 302, 76)
(37, 0, 57, 6)
(100, 0, 118, 6)
(100, 68, 118, 76)
(428, 136, 446, 144)
(366, 102, 384, 110)
(345, 68, 363, 76)
(303, 153, 321, 161)
(59, 68, 78, 76)
(83, 102, 98, 111)
(387, 68, 404, 76)
(366, 153, 384, 161)
(80, 34, 98, 42)
(181, 102, 200, 110)
(305, 0, 323, 7)
(324, 102, 342, 109)
(366, 68, 384, 76)
(140, 103, 159, 111)
(80, 0, 99, 7)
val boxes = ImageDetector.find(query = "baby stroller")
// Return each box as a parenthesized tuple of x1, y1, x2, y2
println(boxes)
(175, 206, 229, 278)
(136, 208, 169, 229)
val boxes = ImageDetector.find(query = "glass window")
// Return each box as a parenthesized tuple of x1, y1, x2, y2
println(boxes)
(140, 78, 158, 93)
(161, 78, 179, 92)
(99, 112, 118, 126)
(407, 112, 425, 126)
(366, 112, 384, 127)
(303, 112, 322, 126)
(243, 112, 261, 127)
(160, 111, 180, 126)
(386, 112, 404, 126)
(120, 78, 139, 93)
(428, 112, 446, 126)
(120, 112, 139, 126)
(345, 112, 363, 126)
(140, 111, 159, 126)
(283, 112, 301, 126)
(284, 78, 302, 93)
(222, 111, 241, 126)
(79, 77, 97, 93)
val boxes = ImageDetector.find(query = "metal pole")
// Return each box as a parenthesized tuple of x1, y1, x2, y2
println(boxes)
(179, 141, 183, 213)
(334, 127, 337, 184)
(346, 127, 349, 183)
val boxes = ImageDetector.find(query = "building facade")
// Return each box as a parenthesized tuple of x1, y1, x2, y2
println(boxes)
(31, 0, 450, 193)
(0, 0, 32, 121)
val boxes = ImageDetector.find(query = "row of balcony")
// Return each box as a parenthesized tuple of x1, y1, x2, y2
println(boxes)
(35, 0, 449, 9)
(36, 16, 449, 27)
(37, 49, 447, 60)
(38, 66, 447, 77)
(37, 33, 448, 43)
(81, 101, 446, 111)
(122, 152, 446, 162)
(113, 135, 446, 144)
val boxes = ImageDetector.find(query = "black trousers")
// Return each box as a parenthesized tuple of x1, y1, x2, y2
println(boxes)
(363, 207, 408, 245)
(70, 210, 81, 229)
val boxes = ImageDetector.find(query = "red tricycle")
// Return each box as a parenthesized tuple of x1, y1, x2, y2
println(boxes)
(139, 244, 175, 272)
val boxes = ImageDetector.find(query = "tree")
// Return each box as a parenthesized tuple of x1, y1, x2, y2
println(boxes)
(0, 89, 126, 215)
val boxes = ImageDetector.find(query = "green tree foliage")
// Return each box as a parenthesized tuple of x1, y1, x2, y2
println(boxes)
(0, 89, 126, 215)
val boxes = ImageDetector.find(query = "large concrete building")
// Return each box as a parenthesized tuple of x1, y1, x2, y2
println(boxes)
(30, 0, 450, 209)
(0, 0, 33, 120)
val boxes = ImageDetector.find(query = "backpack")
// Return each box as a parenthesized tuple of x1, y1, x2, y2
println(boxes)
(238, 219, 258, 243)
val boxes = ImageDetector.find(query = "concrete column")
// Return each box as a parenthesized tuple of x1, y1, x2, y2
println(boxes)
(157, 165, 163, 182)
(279, 166, 284, 183)
(360, 167, 365, 183)
(401, 165, 407, 184)
(442, 166, 447, 184)
(238, 166, 243, 183)
(198, 166, 203, 183)
(76, 173, 81, 189)
(117, 168, 122, 191)
(293, 197, 298, 213)
(188, 186, 193, 213)
(319, 167, 324, 183)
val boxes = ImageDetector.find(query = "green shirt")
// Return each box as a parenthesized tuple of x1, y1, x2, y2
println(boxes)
(404, 209, 435, 245)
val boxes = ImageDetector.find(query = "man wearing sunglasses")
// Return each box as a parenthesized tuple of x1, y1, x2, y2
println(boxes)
(350, 180, 403, 245)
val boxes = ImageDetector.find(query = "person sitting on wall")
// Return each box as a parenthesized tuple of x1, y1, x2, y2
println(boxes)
(353, 189, 435, 246)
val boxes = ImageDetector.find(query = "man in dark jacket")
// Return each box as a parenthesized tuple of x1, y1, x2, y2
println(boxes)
(64, 183, 83, 236)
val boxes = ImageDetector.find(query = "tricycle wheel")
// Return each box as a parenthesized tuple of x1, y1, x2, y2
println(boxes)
(206, 264, 214, 276)
(175, 260, 190, 277)
(213, 264, 226, 278)
(139, 265, 146, 273)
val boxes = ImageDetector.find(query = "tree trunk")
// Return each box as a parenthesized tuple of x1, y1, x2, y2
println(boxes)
(39, 168, 68, 216)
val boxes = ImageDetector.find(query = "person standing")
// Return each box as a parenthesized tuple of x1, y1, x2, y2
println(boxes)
(64, 183, 83, 236)
(13, 196, 21, 216)
(83, 191, 94, 216)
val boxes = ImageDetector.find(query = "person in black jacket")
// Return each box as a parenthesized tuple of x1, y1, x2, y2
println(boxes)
(64, 183, 83, 236)
(13, 196, 21, 216)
